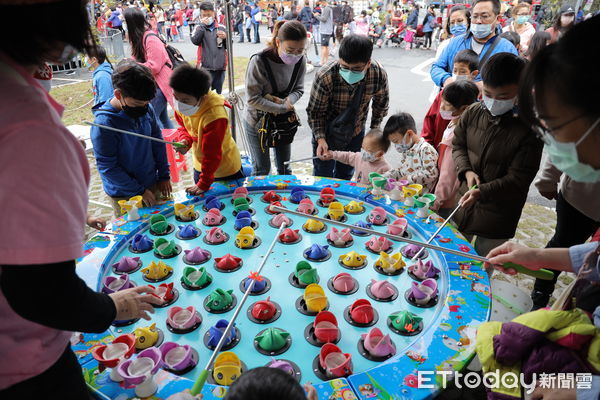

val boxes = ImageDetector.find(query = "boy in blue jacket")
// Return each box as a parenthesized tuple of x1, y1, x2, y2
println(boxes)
(91, 60, 171, 216)
(430, 0, 518, 87)
(86, 46, 114, 109)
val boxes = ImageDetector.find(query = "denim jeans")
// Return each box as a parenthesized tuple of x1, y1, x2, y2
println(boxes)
(209, 70, 226, 94)
(245, 120, 291, 176)
(150, 87, 173, 129)
(237, 23, 245, 41)
(312, 131, 363, 179)
(253, 23, 260, 43)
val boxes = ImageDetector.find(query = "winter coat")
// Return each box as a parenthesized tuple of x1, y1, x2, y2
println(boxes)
(191, 22, 227, 71)
(476, 308, 600, 399)
(451, 102, 543, 239)
(92, 61, 113, 108)
(138, 31, 174, 107)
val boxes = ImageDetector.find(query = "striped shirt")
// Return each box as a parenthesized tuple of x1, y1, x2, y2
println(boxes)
(306, 60, 389, 140)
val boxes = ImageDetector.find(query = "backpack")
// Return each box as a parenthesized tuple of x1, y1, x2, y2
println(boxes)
(144, 32, 186, 70)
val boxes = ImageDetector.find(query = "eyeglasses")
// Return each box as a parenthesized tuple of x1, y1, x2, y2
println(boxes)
(534, 113, 587, 143)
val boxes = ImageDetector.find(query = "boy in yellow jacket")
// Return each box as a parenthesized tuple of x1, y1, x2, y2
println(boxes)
(170, 64, 243, 195)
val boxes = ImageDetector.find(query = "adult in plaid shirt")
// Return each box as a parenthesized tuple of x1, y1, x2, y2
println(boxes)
(307, 34, 389, 179)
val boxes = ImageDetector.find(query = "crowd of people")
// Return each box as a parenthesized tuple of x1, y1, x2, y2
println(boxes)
(1, 0, 600, 399)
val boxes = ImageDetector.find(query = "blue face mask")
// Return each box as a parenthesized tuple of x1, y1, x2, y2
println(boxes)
(339, 67, 366, 85)
(470, 23, 493, 39)
(543, 117, 600, 183)
(450, 23, 467, 36)
(516, 15, 529, 24)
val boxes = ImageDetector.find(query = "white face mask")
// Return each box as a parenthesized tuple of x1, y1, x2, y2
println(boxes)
(542, 117, 600, 183)
(440, 109, 458, 120)
(482, 95, 515, 116)
(561, 15, 574, 26)
(452, 74, 469, 81)
(361, 149, 378, 162)
(175, 99, 200, 116)
(394, 135, 413, 153)
(205, 16, 214, 25)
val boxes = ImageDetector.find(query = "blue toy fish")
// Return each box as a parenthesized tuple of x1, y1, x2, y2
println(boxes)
(207, 319, 236, 348)
(289, 187, 306, 203)
(304, 244, 330, 260)
(234, 211, 253, 230)
(351, 220, 372, 235)
(204, 195, 222, 210)
(131, 234, 153, 252)
(178, 225, 200, 239)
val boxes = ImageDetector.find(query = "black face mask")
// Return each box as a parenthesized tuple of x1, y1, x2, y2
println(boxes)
(120, 100, 149, 119)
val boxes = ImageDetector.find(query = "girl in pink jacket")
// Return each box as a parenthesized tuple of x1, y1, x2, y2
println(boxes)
(124, 8, 175, 129)
(432, 80, 479, 217)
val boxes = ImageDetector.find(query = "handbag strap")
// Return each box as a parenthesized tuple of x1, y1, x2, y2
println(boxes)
(476, 34, 502, 68)
(258, 51, 302, 98)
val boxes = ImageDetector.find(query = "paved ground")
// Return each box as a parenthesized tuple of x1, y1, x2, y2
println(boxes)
(63, 25, 568, 308)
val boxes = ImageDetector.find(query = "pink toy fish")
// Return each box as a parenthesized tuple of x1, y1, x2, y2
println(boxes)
(167, 306, 201, 330)
(270, 213, 292, 228)
(369, 279, 397, 300)
(366, 236, 393, 252)
(232, 187, 249, 200)
(387, 218, 408, 236)
(361, 328, 396, 357)
(203, 208, 224, 226)
(332, 273, 356, 293)
(367, 206, 387, 225)
(205, 227, 227, 244)
(327, 227, 353, 246)
(298, 198, 315, 215)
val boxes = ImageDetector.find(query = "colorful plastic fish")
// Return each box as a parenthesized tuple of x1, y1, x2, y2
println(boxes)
(344, 200, 364, 214)
(203, 208, 224, 226)
(374, 251, 405, 273)
(133, 323, 160, 350)
(142, 260, 173, 280)
(339, 251, 367, 268)
(235, 226, 256, 248)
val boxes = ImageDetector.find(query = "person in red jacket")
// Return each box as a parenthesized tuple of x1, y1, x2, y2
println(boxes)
(421, 49, 479, 149)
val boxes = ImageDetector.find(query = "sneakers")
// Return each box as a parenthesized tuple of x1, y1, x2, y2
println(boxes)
(530, 290, 551, 311)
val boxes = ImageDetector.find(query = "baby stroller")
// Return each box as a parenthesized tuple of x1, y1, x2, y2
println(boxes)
(412, 24, 426, 48)
(385, 21, 405, 46)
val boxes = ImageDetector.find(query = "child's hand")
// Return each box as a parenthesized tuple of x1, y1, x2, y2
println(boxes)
(186, 185, 205, 196)
(109, 286, 163, 321)
(142, 189, 157, 207)
(175, 139, 191, 155)
(157, 180, 172, 198)
(486, 242, 545, 273)
(465, 171, 481, 188)
(166, 389, 203, 400)
(459, 188, 480, 208)
(86, 216, 106, 231)
(304, 382, 318, 400)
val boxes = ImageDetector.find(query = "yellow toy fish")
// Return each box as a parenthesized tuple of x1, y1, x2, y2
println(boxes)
(374, 251, 405, 273)
(327, 202, 345, 221)
(344, 200, 364, 214)
(118, 195, 143, 214)
(213, 352, 243, 386)
(235, 226, 256, 248)
(141, 260, 173, 280)
(303, 283, 328, 312)
(303, 218, 325, 233)
(339, 251, 367, 268)
(174, 203, 196, 221)
(133, 323, 160, 350)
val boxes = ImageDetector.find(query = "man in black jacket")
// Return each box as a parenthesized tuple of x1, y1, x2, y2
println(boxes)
(191, 1, 228, 93)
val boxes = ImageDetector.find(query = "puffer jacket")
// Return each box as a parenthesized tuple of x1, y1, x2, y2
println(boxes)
(477, 308, 600, 399)
(452, 102, 543, 239)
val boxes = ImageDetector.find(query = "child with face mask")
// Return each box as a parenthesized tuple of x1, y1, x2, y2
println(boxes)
(321, 128, 391, 184)
(170, 64, 243, 196)
(86, 45, 114, 109)
(432, 80, 479, 218)
(91, 60, 172, 216)
(383, 112, 439, 193)
(451, 52, 543, 258)
(422, 49, 479, 148)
